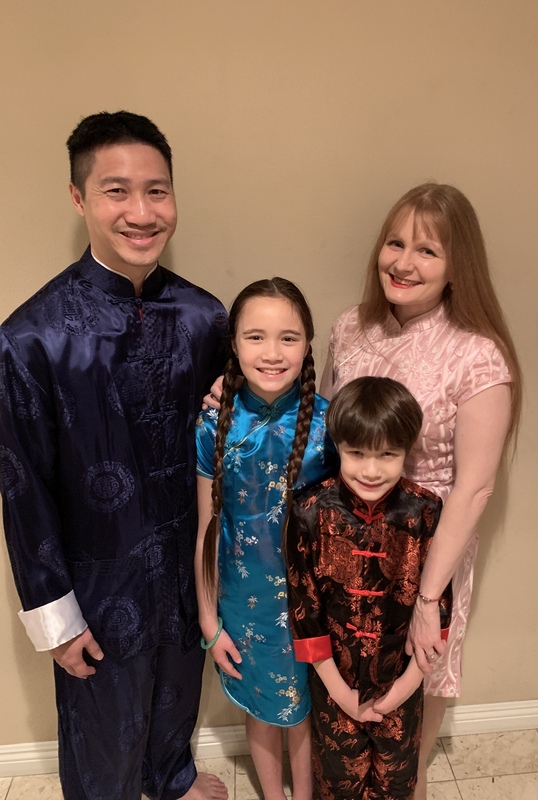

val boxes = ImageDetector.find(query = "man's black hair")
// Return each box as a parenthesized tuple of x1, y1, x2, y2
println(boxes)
(67, 110, 173, 194)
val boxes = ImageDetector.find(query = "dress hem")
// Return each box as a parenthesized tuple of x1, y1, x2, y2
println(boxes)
(218, 669, 311, 728)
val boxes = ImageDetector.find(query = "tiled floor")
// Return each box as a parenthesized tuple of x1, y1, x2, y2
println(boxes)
(0, 729, 536, 799)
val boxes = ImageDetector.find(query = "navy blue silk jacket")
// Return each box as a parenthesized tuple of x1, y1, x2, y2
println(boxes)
(0, 248, 227, 657)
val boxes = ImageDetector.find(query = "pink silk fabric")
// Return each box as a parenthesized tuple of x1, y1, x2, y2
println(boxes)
(324, 303, 511, 696)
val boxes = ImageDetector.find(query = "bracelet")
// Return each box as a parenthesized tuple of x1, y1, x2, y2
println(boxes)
(200, 617, 223, 649)
(418, 593, 441, 604)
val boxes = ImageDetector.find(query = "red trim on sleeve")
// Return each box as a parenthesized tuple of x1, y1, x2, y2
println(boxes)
(293, 635, 333, 663)
(440, 627, 450, 641)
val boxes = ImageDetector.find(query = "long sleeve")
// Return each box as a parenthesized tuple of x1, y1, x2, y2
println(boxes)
(286, 501, 332, 662)
(1, 252, 228, 658)
(0, 330, 86, 647)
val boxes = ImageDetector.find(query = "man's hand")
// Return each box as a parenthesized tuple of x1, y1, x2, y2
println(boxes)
(50, 628, 104, 678)
(202, 376, 224, 410)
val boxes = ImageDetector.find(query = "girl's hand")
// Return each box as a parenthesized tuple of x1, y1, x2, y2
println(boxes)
(209, 628, 243, 679)
(202, 376, 224, 410)
(339, 689, 383, 723)
(405, 600, 446, 674)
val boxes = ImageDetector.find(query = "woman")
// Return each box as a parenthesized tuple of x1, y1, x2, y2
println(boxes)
(320, 182, 521, 798)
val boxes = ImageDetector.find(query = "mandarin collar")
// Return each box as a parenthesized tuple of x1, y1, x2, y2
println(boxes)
(77, 247, 165, 299)
(384, 302, 446, 336)
(338, 474, 401, 520)
(240, 380, 301, 418)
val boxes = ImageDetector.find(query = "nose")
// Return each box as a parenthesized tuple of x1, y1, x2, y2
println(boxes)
(124, 192, 157, 226)
(261, 340, 283, 362)
(392, 248, 414, 274)
(361, 458, 381, 481)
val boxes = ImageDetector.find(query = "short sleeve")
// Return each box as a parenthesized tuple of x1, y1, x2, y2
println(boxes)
(329, 306, 359, 368)
(195, 408, 219, 478)
(458, 337, 511, 406)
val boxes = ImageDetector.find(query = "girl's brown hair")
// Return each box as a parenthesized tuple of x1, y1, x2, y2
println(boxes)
(202, 278, 316, 592)
(326, 376, 423, 454)
(361, 183, 521, 446)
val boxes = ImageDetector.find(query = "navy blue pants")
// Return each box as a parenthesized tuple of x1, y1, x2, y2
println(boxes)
(55, 642, 205, 800)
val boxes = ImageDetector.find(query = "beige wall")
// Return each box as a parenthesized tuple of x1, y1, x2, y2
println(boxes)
(0, 0, 536, 747)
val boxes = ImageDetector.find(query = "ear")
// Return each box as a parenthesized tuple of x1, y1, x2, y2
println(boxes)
(303, 341, 311, 359)
(69, 183, 86, 218)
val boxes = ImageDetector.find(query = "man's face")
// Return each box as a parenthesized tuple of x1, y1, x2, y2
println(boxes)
(69, 143, 177, 282)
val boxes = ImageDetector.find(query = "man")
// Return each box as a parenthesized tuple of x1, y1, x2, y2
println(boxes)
(0, 111, 228, 800)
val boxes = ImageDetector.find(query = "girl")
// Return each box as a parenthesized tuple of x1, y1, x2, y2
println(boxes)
(195, 278, 337, 800)
(320, 183, 521, 797)
(287, 376, 451, 800)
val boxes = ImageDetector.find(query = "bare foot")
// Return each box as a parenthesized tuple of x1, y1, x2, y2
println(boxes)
(181, 772, 228, 799)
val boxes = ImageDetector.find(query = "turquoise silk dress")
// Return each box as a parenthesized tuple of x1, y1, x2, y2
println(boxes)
(196, 382, 337, 726)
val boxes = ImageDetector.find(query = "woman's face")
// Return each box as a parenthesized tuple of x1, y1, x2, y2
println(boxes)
(377, 211, 449, 325)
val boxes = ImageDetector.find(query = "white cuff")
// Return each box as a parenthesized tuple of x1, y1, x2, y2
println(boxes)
(18, 590, 88, 651)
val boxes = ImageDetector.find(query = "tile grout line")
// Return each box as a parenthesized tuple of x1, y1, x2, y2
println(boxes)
(439, 735, 465, 798)
(232, 754, 236, 800)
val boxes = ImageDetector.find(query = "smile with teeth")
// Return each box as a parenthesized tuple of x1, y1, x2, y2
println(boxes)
(121, 231, 158, 239)
(258, 368, 286, 375)
(389, 273, 421, 287)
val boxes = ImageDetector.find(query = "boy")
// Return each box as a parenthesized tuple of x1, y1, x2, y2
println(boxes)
(286, 376, 451, 800)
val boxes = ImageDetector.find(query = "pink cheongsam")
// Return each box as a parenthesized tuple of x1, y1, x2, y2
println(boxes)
(323, 303, 511, 696)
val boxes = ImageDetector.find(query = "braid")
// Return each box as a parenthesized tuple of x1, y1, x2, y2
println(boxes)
(282, 347, 316, 555)
(202, 356, 241, 594)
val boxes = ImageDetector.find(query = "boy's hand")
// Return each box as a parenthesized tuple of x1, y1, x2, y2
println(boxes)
(339, 689, 383, 723)
(373, 654, 424, 714)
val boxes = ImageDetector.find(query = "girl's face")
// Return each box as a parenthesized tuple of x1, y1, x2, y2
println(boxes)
(233, 296, 309, 405)
(377, 211, 449, 325)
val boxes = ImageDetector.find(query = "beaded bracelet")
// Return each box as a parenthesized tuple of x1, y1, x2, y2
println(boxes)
(200, 617, 223, 649)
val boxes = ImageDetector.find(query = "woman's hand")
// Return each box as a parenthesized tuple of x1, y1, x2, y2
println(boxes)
(406, 384, 511, 672)
(406, 600, 446, 674)
(208, 628, 243, 679)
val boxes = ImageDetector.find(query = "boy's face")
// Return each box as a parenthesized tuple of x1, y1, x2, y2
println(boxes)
(338, 441, 406, 504)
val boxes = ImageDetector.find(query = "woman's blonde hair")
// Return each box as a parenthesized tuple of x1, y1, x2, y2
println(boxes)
(361, 182, 521, 446)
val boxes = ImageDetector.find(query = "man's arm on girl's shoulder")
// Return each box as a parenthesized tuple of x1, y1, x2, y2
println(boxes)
(202, 376, 224, 410)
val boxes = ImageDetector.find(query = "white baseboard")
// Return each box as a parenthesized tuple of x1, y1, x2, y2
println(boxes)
(1, 700, 537, 777)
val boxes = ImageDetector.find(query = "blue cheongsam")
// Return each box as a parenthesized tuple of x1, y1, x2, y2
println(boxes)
(196, 381, 337, 726)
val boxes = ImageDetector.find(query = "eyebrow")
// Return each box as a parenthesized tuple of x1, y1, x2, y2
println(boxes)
(241, 328, 303, 336)
(386, 230, 443, 247)
(98, 176, 172, 187)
